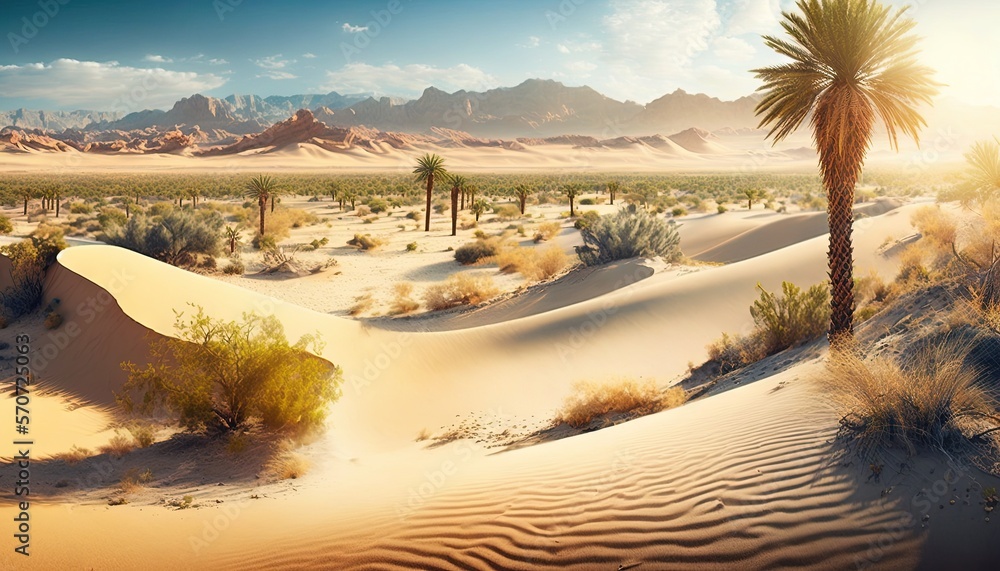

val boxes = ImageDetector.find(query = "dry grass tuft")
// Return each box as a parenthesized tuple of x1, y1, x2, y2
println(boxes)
(52, 445, 91, 465)
(424, 273, 499, 311)
(389, 282, 421, 315)
(99, 433, 136, 458)
(349, 293, 374, 316)
(493, 244, 571, 281)
(826, 341, 999, 460)
(556, 377, 687, 429)
(533, 221, 562, 243)
(119, 468, 153, 493)
(127, 424, 156, 448)
(266, 451, 311, 480)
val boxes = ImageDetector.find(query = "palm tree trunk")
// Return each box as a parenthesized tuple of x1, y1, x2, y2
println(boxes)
(259, 198, 266, 237)
(55, 195, 60, 218)
(460, 189, 465, 210)
(424, 176, 433, 232)
(270, 195, 276, 213)
(451, 187, 458, 236)
(23, 196, 28, 216)
(519, 196, 526, 215)
(569, 197, 575, 217)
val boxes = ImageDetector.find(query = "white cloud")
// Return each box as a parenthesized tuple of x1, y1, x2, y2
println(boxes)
(321, 63, 498, 98)
(208, 58, 229, 65)
(557, 44, 571, 54)
(519, 36, 541, 48)
(252, 54, 294, 70)
(143, 54, 172, 63)
(596, 0, 725, 102)
(302, 52, 317, 59)
(566, 61, 598, 73)
(0, 59, 227, 110)
(712, 35, 756, 61)
(342, 23, 369, 33)
(723, 0, 786, 36)
(257, 70, 298, 80)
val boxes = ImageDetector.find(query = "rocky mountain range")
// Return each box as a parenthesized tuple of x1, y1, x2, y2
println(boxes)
(1, 80, 765, 140)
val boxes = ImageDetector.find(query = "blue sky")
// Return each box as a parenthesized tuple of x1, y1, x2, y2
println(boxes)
(0, 0, 996, 111)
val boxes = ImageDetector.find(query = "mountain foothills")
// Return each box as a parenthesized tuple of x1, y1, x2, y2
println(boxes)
(0, 79, 993, 157)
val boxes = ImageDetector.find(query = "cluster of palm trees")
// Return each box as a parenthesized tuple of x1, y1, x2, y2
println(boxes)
(412, 153, 488, 236)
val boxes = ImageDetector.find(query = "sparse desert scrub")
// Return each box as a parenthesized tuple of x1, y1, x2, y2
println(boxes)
(127, 423, 157, 448)
(0, 215, 13, 234)
(119, 468, 154, 493)
(118, 305, 342, 433)
(349, 293, 374, 315)
(389, 282, 421, 315)
(51, 445, 91, 465)
(454, 236, 503, 265)
(0, 240, 47, 319)
(266, 449, 311, 480)
(424, 273, 499, 311)
(99, 433, 136, 458)
(105, 210, 222, 266)
(827, 341, 999, 460)
(556, 377, 687, 429)
(223, 258, 245, 275)
(494, 244, 570, 281)
(533, 221, 562, 243)
(492, 204, 521, 222)
(573, 210, 600, 230)
(347, 233, 384, 250)
(577, 206, 681, 266)
(708, 281, 829, 373)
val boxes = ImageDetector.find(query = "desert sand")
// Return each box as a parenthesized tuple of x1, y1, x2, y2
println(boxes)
(2, 182, 997, 571)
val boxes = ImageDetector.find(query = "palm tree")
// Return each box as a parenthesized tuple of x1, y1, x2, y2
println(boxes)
(962, 139, 1000, 207)
(744, 188, 765, 210)
(513, 184, 531, 215)
(466, 183, 478, 209)
(413, 153, 447, 232)
(470, 199, 489, 222)
(607, 181, 620, 205)
(562, 184, 583, 217)
(224, 225, 243, 255)
(448, 174, 466, 236)
(269, 188, 281, 213)
(187, 188, 200, 209)
(753, 0, 938, 344)
(245, 174, 275, 238)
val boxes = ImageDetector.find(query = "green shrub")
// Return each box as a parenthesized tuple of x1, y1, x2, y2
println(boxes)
(98, 207, 128, 230)
(0, 240, 46, 319)
(671, 207, 687, 217)
(69, 202, 93, 214)
(406, 242, 418, 252)
(367, 198, 389, 214)
(533, 221, 562, 242)
(717, 205, 727, 214)
(253, 234, 277, 251)
(577, 206, 681, 266)
(0, 215, 13, 235)
(750, 281, 830, 355)
(579, 198, 596, 206)
(406, 211, 422, 221)
(29, 224, 68, 266)
(573, 210, 601, 230)
(493, 204, 521, 221)
(454, 238, 501, 265)
(106, 211, 222, 265)
(223, 259, 245, 275)
(118, 306, 342, 432)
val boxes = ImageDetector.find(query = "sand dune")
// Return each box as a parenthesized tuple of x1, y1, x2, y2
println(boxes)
(4, 201, 997, 570)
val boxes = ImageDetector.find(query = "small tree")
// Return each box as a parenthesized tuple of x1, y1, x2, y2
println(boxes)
(607, 181, 620, 205)
(563, 184, 583, 217)
(470, 199, 489, 222)
(513, 185, 531, 215)
(224, 225, 243, 255)
(118, 306, 342, 432)
(448, 174, 466, 236)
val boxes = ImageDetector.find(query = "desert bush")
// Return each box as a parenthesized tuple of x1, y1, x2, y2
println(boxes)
(494, 245, 570, 281)
(717, 205, 728, 214)
(69, 202, 93, 214)
(577, 206, 681, 266)
(118, 306, 342, 433)
(252, 233, 277, 251)
(433, 201, 449, 215)
(454, 237, 502, 265)
(750, 281, 830, 355)
(0, 215, 12, 234)
(573, 210, 601, 230)
(706, 332, 767, 373)
(266, 450, 310, 480)
(349, 293, 374, 316)
(128, 424, 156, 448)
(406, 210, 422, 221)
(29, 224, 68, 265)
(98, 207, 128, 230)
(0, 240, 46, 319)
(406, 242, 418, 252)
(493, 204, 521, 221)
(120, 468, 154, 493)
(308, 237, 329, 250)
(556, 377, 687, 429)
(106, 211, 221, 265)
(533, 221, 562, 242)
(367, 198, 389, 214)
(579, 198, 596, 206)
(99, 433, 136, 458)
(52, 445, 91, 465)
(424, 273, 499, 311)
(347, 233, 384, 250)
(389, 282, 421, 315)
(828, 341, 998, 460)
